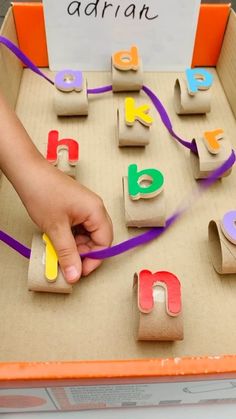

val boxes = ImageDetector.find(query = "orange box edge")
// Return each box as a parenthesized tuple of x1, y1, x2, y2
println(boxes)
(1, 355, 236, 385)
(0, 2, 236, 395)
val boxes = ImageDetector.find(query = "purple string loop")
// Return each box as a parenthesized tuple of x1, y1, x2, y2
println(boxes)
(0, 36, 235, 261)
(142, 85, 198, 154)
(80, 150, 235, 260)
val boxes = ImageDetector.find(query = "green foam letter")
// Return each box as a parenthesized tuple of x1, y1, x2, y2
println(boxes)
(128, 164, 164, 200)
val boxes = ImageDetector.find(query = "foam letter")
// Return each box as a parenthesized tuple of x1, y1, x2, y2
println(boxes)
(185, 68, 213, 95)
(55, 69, 83, 92)
(125, 97, 153, 127)
(112, 46, 139, 71)
(128, 164, 164, 200)
(220, 210, 236, 245)
(138, 270, 181, 315)
(203, 129, 224, 154)
(47, 130, 79, 165)
(43, 234, 58, 282)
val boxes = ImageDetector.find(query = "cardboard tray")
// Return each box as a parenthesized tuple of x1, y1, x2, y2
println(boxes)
(1, 3, 236, 413)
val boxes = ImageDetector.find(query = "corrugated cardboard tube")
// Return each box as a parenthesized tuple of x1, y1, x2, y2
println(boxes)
(117, 107, 150, 147)
(133, 274, 183, 341)
(112, 59, 143, 92)
(174, 77, 211, 115)
(208, 220, 236, 274)
(53, 78, 88, 116)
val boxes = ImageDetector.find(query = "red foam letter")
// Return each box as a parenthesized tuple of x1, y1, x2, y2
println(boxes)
(46, 130, 79, 164)
(138, 270, 181, 316)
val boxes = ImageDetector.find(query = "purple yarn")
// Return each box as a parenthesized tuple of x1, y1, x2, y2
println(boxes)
(81, 212, 180, 260)
(87, 85, 112, 94)
(142, 85, 198, 154)
(80, 150, 235, 260)
(0, 36, 54, 85)
(0, 36, 235, 260)
(0, 230, 31, 259)
(201, 149, 235, 188)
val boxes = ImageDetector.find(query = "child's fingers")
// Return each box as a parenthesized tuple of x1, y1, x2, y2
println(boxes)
(82, 257, 102, 277)
(83, 210, 113, 248)
(81, 214, 113, 277)
(48, 223, 82, 284)
(77, 211, 113, 277)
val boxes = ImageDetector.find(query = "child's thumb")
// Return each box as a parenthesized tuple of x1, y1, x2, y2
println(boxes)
(49, 225, 82, 283)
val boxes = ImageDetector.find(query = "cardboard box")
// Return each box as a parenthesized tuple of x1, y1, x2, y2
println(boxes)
(0, 3, 236, 414)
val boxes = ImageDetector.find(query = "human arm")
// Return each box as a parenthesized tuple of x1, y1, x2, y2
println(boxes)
(0, 92, 113, 283)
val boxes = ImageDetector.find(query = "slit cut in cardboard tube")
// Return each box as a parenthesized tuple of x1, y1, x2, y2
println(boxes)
(28, 233, 73, 293)
(190, 137, 232, 179)
(133, 273, 183, 341)
(117, 107, 150, 147)
(174, 78, 211, 115)
(208, 220, 236, 274)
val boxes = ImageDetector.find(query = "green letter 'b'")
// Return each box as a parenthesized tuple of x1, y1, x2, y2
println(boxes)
(128, 164, 164, 200)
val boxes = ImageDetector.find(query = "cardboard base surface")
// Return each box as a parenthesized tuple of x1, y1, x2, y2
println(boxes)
(0, 69, 236, 362)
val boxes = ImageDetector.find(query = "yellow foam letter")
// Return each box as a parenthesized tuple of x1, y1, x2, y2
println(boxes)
(43, 233, 58, 282)
(125, 97, 153, 127)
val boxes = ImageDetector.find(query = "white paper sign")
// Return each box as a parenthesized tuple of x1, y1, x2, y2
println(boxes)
(42, 0, 201, 71)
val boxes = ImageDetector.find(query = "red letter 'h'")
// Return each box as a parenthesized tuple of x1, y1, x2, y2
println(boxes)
(46, 130, 79, 164)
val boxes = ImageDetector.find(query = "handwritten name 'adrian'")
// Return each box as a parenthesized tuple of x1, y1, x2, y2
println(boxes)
(67, 1, 159, 21)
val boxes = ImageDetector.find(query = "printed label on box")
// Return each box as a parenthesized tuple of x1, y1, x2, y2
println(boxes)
(48, 379, 236, 410)
(1, 379, 236, 412)
(0, 388, 57, 413)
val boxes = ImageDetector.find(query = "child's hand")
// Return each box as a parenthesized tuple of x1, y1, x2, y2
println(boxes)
(0, 91, 113, 283)
(18, 159, 113, 284)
